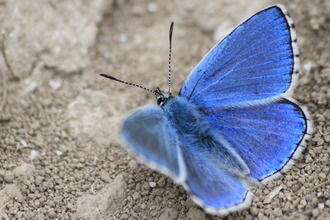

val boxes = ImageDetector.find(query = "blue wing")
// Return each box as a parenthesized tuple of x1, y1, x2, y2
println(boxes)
(180, 5, 298, 109)
(179, 139, 252, 215)
(120, 105, 185, 180)
(204, 99, 308, 182)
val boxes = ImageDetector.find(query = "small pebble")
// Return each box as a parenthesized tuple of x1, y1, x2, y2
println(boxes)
(28, 150, 39, 161)
(129, 160, 138, 170)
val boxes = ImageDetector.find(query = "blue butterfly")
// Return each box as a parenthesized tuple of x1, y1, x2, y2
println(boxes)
(101, 4, 311, 215)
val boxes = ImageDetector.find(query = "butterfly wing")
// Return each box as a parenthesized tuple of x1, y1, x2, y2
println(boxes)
(204, 99, 309, 182)
(120, 105, 186, 181)
(178, 138, 253, 215)
(180, 5, 299, 109)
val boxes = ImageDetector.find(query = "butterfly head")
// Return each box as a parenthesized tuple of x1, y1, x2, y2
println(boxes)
(155, 88, 171, 106)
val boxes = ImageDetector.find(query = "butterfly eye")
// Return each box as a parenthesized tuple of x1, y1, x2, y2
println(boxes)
(157, 97, 165, 106)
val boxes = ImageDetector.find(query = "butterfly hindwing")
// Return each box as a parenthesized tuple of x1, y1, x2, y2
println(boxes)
(179, 138, 252, 215)
(204, 99, 308, 182)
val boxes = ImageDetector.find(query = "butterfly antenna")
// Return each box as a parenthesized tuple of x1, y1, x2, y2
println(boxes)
(168, 22, 174, 93)
(100, 74, 156, 95)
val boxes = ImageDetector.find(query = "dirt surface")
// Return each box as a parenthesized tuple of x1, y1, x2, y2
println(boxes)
(0, 0, 329, 219)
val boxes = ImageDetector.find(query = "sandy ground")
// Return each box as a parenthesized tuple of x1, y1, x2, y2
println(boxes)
(0, 0, 329, 219)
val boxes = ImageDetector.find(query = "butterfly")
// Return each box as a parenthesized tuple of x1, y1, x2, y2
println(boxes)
(101, 4, 311, 216)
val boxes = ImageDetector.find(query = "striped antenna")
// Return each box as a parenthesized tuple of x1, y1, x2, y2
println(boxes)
(168, 22, 174, 93)
(100, 74, 156, 95)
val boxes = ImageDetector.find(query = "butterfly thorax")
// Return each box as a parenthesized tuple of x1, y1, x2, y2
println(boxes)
(161, 95, 206, 135)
